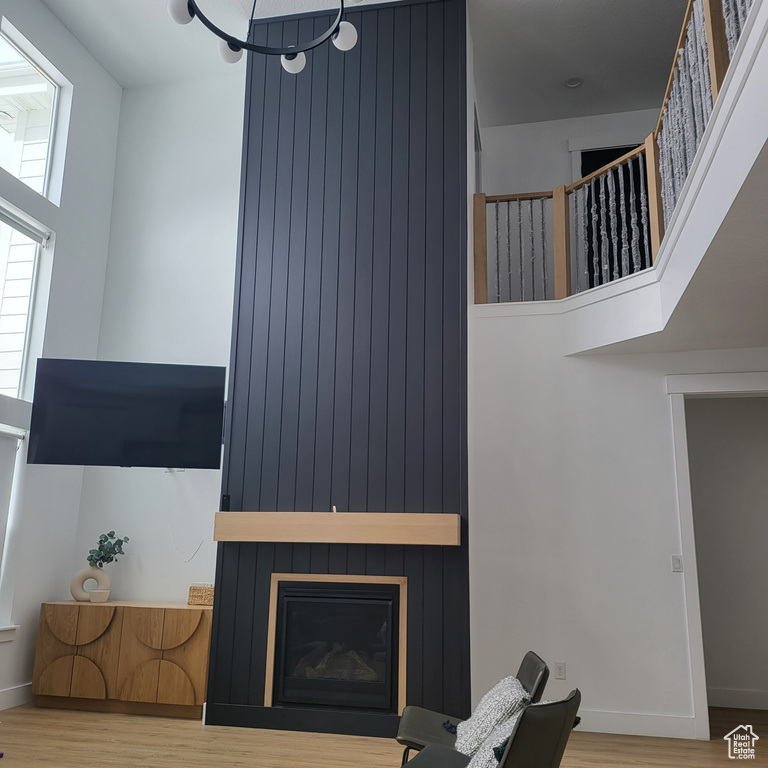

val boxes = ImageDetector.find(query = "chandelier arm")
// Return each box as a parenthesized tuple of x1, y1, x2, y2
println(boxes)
(186, 0, 345, 56)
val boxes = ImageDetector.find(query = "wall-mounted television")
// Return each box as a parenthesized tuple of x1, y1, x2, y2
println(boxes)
(28, 358, 226, 469)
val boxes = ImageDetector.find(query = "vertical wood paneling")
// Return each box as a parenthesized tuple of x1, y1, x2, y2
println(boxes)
(404, 4, 427, 517)
(312, 18, 344, 511)
(386, 6, 412, 514)
(348, 10, 376, 512)
(294, 17, 331, 511)
(210, 542, 240, 704)
(211, 0, 469, 733)
(422, 1, 445, 517)
(278, 16, 316, 510)
(260, 21, 299, 510)
(240, 22, 285, 510)
(224, 25, 268, 511)
(404, 545, 424, 706)
(247, 542, 274, 704)
(229, 543, 257, 704)
(367, 8, 395, 511)
(329, 20, 362, 512)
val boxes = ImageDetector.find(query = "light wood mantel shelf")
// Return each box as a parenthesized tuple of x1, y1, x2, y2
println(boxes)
(213, 512, 461, 546)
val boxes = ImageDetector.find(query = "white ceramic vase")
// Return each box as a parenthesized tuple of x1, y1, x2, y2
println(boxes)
(70, 565, 110, 602)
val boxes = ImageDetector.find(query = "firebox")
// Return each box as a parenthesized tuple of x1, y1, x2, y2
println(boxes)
(265, 575, 407, 714)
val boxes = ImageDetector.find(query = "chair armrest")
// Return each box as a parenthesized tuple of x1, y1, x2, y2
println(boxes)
(402, 745, 471, 768)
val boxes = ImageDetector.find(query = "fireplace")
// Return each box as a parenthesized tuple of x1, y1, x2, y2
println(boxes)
(265, 574, 407, 714)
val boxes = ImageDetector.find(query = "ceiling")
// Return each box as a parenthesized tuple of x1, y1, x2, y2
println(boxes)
(37, 0, 375, 89)
(39, 0, 689, 126)
(470, 0, 689, 126)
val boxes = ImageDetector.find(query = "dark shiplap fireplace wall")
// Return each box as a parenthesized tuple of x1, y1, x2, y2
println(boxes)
(206, 0, 469, 736)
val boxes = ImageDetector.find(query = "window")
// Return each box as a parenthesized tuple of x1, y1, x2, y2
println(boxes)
(0, 33, 58, 196)
(0, 19, 60, 643)
(0, 216, 42, 398)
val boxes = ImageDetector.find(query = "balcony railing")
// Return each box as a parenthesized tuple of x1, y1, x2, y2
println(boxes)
(474, 0, 755, 305)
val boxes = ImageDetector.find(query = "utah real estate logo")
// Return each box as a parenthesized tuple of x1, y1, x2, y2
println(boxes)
(724, 725, 759, 759)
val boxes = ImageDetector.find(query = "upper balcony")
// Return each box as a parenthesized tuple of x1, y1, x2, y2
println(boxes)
(472, 0, 768, 355)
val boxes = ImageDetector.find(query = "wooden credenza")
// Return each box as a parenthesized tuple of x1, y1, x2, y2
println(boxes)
(32, 601, 212, 719)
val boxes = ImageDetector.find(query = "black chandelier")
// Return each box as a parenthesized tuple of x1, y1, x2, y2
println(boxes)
(167, 0, 358, 74)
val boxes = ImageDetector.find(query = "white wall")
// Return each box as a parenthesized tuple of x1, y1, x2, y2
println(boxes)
(481, 108, 658, 195)
(467, 318, 768, 737)
(0, 0, 121, 707)
(685, 397, 768, 710)
(74, 74, 245, 602)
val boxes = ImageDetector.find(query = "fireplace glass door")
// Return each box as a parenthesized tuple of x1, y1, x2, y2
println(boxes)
(273, 582, 399, 712)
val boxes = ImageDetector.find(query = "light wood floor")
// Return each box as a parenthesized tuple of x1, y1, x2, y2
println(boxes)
(0, 704, 765, 767)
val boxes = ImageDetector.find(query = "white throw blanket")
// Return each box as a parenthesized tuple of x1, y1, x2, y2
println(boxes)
(454, 676, 529, 758)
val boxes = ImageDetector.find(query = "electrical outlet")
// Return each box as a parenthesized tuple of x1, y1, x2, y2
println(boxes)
(671, 555, 684, 572)
(554, 662, 566, 680)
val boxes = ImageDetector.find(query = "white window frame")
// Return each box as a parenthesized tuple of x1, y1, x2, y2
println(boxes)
(0, 30, 60, 201)
(0, 17, 72, 208)
(0, 20, 62, 641)
(0, 394, 31, 640)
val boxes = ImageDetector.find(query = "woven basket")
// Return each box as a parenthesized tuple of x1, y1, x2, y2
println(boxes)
(187, 584, 214, 606)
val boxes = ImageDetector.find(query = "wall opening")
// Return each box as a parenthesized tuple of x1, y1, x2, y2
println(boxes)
(685, 396, 768, 724)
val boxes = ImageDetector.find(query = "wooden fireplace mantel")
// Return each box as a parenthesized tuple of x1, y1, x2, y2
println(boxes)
(213, 512, 461, 546)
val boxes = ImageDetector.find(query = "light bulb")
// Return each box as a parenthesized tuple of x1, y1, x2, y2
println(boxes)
(281, 51, 307, 74)
(167, 0, 194, 25)
(219, 39, 243, 64)
(332, 21, 358, 52)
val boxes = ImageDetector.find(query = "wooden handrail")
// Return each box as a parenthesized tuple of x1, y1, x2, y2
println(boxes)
(565, 143, 645, 194)
(644, 133, 665, 262)
(485, 190, 554, 203)
(473, 193, 488, 304)
(703, 0, 730, 99)
(655, 0, 696, 136)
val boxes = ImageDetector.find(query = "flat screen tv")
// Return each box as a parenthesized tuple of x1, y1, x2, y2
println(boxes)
(28, 358, 226, 469)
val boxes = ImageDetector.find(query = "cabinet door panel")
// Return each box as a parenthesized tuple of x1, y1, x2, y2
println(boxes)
(77, 605, 123, 699)
(76, 605, 115, 645)
(162, 609, 212, 704)
(43, 604, 79, 645)
(157, 660, 195, 705)
(161, 610, 202, 649)
(35, 655, 75, 697)
(70, 656, 107, 699)
(32, 605, 78, 694)
(120, 659, 161, 702)
(117, 608, 164, 703)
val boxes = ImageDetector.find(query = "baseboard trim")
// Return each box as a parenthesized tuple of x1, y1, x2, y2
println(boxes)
(36, 696, 202, 719)
(0, 683, 33, 711)
(578, 708, 700, 739)
(708, 687, 768, 709)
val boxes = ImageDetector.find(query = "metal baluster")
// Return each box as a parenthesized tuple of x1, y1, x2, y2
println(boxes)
(608, 168, 619, 281)
(629, 158, 641, 271)
(599, 174, 610, 284)
(518, 200, 524, 301)
(580, 187, 589, 290)
(638, 152, 651, 270)
(540, 198, 548, 299)
(590, 179, 599, 286)
(506, 202, 513, 303)
(618, 161, 629, 276)
(529, 200, 535, 300)
(494, 202, 501, 302)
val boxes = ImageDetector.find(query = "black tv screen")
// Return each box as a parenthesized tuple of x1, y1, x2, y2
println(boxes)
(28, 358, 226, 469)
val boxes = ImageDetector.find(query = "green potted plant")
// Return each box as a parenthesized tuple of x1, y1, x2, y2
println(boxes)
(70, 531, 130, 603)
